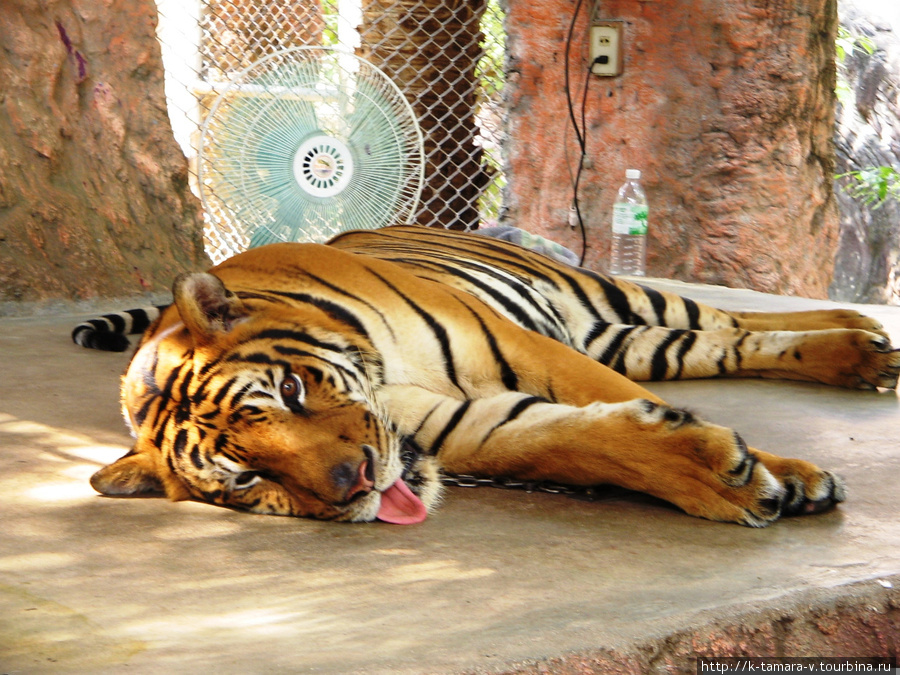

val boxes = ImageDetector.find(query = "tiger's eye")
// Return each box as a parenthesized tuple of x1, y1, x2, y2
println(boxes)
(280, 374, 305, 413)
(281, 378, 298, 399)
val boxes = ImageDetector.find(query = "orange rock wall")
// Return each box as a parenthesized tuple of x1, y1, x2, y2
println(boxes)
(504, 0, 840, 297)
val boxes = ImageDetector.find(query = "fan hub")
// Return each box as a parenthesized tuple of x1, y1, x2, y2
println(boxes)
(293, 135, 354, 198)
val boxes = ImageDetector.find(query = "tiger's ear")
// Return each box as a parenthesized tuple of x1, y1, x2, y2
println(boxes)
(90, 448, 192, 501)
(173, 272, 247, 344)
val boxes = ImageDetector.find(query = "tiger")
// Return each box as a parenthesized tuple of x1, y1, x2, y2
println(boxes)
(73, 225, 900, 526)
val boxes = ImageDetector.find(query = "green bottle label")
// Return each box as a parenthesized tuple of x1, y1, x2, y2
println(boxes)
(612, 204, 648, 236)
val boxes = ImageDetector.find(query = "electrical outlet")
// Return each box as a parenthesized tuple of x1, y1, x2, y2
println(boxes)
(590, 22, 623, 77)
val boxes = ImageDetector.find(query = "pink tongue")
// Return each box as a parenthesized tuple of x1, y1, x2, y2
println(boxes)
(376, 478, 427, 524)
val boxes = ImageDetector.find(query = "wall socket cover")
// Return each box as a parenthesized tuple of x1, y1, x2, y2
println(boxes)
(590, 22, 623, 77)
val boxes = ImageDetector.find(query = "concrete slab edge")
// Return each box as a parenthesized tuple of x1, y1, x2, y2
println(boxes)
(483, 574, 899, 675)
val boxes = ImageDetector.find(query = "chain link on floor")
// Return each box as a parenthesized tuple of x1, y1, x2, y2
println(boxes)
(440, 473, 631, 503)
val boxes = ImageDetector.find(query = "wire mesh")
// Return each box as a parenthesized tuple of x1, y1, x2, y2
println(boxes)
(198, 46, 425, 252)
(155, 0, 506, 262)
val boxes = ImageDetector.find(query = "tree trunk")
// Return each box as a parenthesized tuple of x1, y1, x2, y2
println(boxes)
(358, 0, 490, 230)
(504, 0, 840, 298)
(0, 0, 208, 309)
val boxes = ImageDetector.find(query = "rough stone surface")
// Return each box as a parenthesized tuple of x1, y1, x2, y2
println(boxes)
(0, 0, 209, 310)
(503, 0, 840, 298)
(497, 586, 900, 674)
(830, 0, 900, 305)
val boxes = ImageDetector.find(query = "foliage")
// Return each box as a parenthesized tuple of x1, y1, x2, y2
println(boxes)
(838, 166, 900, 209)
(835, 26, 875, 104)
(834, 27, 898, 209)
(835, 26, 875, 63)
(321, 0, 341, 47)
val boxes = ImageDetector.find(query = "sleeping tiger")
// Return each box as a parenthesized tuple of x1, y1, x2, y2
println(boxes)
(73, 225, 900, 526)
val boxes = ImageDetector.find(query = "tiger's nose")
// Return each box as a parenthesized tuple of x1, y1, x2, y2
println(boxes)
(332, 446, 376, 501)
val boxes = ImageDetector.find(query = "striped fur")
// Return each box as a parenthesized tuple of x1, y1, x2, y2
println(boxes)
(81, 226, 899, 526)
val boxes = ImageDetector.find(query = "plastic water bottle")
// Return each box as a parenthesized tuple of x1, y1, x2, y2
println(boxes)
(609, 169, 648, 276)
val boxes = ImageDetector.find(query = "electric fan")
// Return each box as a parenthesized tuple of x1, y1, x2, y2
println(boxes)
(198, 46, 425, 255)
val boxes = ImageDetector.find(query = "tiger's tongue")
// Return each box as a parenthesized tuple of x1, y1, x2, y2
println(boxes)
(376, 478, 427, 524)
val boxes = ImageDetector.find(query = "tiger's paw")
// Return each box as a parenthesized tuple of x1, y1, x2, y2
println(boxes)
(682, 446, 846, 528)
(834, 331, 900, 390)
(752, 451, 846, 518)
(632, 403, 846, 527)
(789, 329, 900, 390)
(819, 309, 890, 338)
(854, 333, 900, 390)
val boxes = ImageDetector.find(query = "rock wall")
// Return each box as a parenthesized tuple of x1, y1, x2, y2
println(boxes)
(504, 0, 840, 298)
(830, 0, 900, 305)
(0, 0, 208, 310)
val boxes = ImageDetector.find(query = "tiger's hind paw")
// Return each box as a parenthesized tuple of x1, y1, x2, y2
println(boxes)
(849, 334, 900, 390)
(828, 310, 890, 339)
(791, 330, 900, 390)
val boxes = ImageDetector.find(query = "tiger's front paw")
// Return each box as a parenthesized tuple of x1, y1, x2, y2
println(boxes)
(711, 445, 845, 527)
(752, 451, 846, 518)
(684, 449, 845, 528)
(633, 404, 846, 527)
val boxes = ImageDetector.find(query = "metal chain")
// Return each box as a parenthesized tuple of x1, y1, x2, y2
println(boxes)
(440, 473, 622, 502)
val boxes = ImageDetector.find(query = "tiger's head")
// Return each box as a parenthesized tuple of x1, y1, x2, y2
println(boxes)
(90, 272, 441, 523)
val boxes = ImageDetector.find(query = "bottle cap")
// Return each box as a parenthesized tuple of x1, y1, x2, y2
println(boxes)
(626, 169, 641, 180)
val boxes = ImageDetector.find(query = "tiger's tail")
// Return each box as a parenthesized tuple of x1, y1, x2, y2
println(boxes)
(71, 306, 166, 352)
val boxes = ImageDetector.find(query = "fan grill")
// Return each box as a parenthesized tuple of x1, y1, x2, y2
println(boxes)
(198, 47, 424, 256)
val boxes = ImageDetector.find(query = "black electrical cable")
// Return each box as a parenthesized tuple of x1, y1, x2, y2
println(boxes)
(571, 65, 595, 267)
(564, 0, 588, 150)
(563, 0, 592, 266)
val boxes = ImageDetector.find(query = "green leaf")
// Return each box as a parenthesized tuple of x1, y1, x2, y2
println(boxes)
(838, 166, 900, 209)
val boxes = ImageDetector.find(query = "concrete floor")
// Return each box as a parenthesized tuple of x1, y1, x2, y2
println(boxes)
(1, 280, 899, 674)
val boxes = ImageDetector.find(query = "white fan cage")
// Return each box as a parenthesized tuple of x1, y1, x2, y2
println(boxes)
(197, 46, 425, 252)
(154, 0, 507, 263)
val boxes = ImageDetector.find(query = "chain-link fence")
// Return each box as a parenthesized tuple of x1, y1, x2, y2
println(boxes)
(155, 0, 506, 262)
